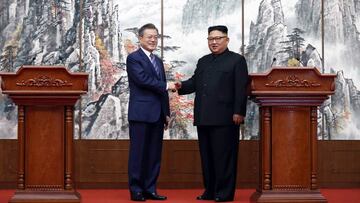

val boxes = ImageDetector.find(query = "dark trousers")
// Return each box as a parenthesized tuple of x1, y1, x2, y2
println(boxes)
(197, 125, 240, 200)
(128, 119, 164, 193)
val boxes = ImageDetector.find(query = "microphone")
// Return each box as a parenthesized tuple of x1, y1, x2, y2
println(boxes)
(296, 57, 304, 66)
(31, 57, 36, 65)
(271, 57, 276, 67)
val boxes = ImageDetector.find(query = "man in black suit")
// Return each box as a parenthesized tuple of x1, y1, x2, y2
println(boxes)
(126, 23, 175, 201)
(174, 25, 249, 202)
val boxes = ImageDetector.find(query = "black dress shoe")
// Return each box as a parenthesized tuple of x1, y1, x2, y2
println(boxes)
(130, 192, 146, 201)
(144, 192, 167, 200)
(215, 197, 233, 202)
(196, 195, 214, 200)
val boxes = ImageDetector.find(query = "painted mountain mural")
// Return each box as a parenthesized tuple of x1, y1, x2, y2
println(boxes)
(0, 0, 359, 139)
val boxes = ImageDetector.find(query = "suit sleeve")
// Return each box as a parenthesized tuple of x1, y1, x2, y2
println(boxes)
(178, 63, 199, 95)
(234, 55, 249, 116)
(126, 54, 167, 95)
(178, 75, 196, 95)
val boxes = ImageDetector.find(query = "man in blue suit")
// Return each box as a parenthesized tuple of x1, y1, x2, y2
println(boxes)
(126, 23, 174, 201)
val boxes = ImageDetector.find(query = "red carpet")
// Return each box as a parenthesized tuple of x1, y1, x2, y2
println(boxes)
(1, 189, 359, 203)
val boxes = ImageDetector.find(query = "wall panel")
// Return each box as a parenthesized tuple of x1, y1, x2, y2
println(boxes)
(1, 140, 359, 189)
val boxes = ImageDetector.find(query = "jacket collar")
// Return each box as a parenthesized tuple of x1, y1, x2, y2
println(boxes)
(211, 48, 230, 58)
(140, 46, 152, 60)
(137, 48, 163, 80)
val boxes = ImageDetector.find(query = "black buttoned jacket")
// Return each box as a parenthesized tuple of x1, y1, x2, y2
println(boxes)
(178, 49, 249, 126)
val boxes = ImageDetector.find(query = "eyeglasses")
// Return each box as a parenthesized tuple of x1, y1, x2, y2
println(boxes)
(143, 35, 159, 40)
(207, 36, 227, 42)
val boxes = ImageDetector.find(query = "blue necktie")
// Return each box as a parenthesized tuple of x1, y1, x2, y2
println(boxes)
(150, 53, 161, 78)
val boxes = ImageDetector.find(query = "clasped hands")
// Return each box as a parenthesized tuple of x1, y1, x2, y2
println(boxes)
(167, 81, 182, 92)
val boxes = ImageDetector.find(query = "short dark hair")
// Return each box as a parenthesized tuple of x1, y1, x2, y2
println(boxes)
(208, 25, 228, 34)
(138, 23, 159, 37)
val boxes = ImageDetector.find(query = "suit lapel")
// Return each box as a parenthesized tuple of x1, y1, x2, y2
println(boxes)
(137, 48, 159, 78)
(154, 55, 165, 81)
(137, 48, 164, 80)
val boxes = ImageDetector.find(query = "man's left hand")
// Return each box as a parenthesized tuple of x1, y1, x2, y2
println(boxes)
(233, 114, 244, 125)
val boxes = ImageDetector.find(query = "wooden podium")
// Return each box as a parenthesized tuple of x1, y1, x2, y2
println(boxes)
(249, 67, 336, 203)
(0, 66, 88, 203)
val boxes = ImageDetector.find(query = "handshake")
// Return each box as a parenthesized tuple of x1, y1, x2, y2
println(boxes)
(167, 81, 182, 92)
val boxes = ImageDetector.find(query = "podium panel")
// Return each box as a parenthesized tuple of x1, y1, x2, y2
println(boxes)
(1, 66, 88, 203)
(272, 106, 311, 190)
(26, 106, 64, 189)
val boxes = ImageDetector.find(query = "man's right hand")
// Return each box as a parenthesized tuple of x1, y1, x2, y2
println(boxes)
(167, 81, 182, 92)
(167, 82, 176, 91)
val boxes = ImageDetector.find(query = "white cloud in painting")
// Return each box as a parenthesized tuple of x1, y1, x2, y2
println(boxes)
(116, 0, 161, 40)
(163, 1, 243, 75)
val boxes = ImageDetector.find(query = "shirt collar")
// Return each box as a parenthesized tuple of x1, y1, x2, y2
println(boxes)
(140, 46, 152, 59)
